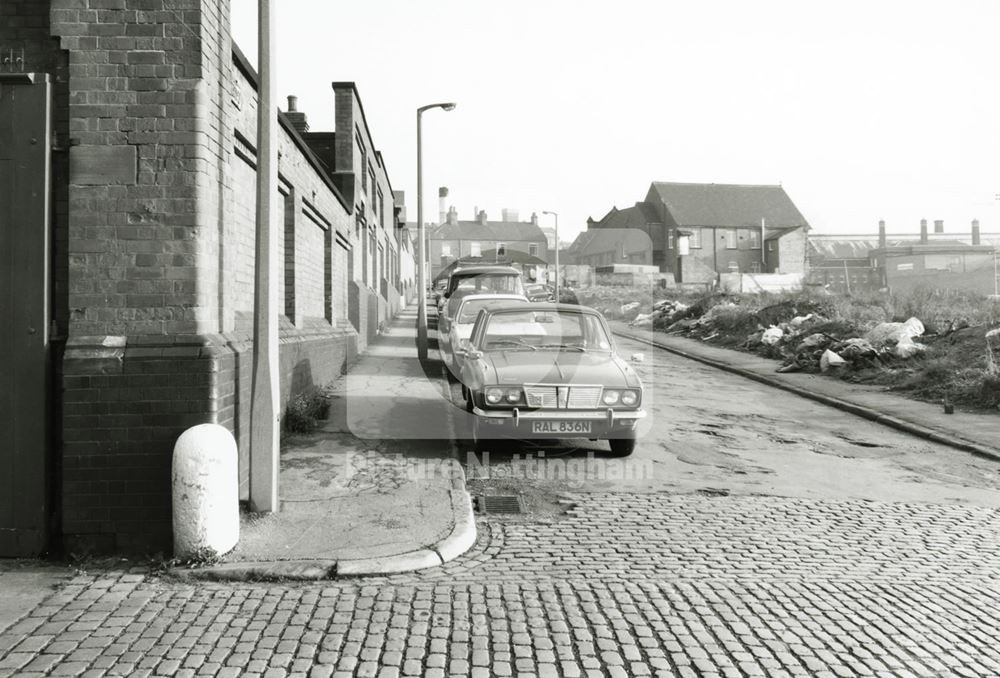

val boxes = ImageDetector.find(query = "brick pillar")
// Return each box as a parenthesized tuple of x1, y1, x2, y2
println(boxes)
(51, 0, 234, 554)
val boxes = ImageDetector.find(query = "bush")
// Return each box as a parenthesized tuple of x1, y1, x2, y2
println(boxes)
(283, 390, 332, 434)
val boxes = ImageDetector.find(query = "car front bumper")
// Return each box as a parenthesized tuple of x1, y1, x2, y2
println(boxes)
(470, 406, 646, 439)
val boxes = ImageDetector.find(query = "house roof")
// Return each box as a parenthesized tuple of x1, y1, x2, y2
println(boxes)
(650, 182, 809, 230)
(431, 219, 548, 242)
(569, 227, 653, 259)
(594, 202, 661, 230)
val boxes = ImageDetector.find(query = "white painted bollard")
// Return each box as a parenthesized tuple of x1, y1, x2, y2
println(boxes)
(172, 424, 239, 559)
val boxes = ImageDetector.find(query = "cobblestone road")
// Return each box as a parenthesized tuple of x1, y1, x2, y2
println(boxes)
(3, 493, 1000, 677)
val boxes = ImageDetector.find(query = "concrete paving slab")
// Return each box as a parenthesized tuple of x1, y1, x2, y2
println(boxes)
(190, 308, 475, 578)
(0, 564, 71, 633)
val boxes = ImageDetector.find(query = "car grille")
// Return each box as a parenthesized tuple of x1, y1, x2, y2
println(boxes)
(524, 386, 557, 408)
(524, 385, 602, 409)
(566, 386, 602, 409)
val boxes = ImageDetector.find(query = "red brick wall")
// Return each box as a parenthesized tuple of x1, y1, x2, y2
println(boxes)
(42, 1, 367, 554)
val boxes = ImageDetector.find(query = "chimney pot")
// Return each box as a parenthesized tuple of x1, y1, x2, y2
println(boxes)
(919, 218, 928, 244)
(934, 219, 944, 234)
(287, 95, 298, 112)
(878, 220, 886, 249)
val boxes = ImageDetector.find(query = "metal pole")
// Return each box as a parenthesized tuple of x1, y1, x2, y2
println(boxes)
(416, 109, 427, 360)
(543, 211, 558, 300)
(554, 212, 559, 301)
(250, 0, 279, 513)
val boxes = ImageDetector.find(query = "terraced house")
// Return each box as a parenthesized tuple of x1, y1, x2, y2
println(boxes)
(0, 0, 411, 555)
(572, 181, 811, 283)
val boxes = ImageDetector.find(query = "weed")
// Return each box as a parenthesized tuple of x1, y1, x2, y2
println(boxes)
(283, 389, 332, 434)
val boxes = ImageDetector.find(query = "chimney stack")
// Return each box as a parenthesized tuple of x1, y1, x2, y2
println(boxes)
(878, 220, 886, 249)
(478, 210, 487, 226)
(972, 219, 981, 245)
(934, 219, 944, 234)
(438, 187, 448, 225)
(447, 205, 457, 226)
(919, 218, 928, 244)
(285, 95, 309, 133)
(530, 212, 538, 226)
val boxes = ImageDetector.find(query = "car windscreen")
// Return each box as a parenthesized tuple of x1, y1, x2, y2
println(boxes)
(457, 298, 527, 324)
(482, 310, 612, 351)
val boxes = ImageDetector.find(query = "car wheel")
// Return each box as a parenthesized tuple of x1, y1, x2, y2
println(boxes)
(609, 437, 636, 457)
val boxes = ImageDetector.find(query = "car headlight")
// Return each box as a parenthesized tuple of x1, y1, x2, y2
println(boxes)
(485, 388, 505, 405)
(505, 388, 522, 403)
(620, 390, 639, 406)
(602, 390, 620, 405)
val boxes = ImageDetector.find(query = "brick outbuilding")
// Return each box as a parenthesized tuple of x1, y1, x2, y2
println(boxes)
(0, 0, 410, 555)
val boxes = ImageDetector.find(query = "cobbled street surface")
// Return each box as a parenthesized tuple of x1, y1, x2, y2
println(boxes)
(3, 493, 1000, 678)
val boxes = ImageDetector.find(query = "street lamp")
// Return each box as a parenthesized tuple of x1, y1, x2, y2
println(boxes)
(416, 102, 456, 360)
(542, 211, 558, 301)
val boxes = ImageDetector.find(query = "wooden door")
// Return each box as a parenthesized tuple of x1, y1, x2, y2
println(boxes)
(0, 74, 51, 556)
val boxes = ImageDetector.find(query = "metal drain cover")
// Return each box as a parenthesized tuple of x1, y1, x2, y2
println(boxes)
(477, 495, 524, 514)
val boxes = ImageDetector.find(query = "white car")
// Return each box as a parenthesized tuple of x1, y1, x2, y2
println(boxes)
(442, 294, 528, 375)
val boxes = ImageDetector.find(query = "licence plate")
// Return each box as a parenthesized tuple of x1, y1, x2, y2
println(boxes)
(531, 421, 591, 434)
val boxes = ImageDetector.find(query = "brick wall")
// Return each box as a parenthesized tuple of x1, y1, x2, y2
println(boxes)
(45, 1, 367, 554)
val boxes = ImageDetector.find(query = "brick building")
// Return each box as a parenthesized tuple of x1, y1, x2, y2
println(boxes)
(427, 206, 549, 280)
(0, 0, 409, 555)
(572, 182, 810, 283)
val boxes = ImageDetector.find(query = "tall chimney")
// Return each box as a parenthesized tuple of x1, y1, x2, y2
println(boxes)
(919, 218, 928, 244)
(878, 220, 886, 249)
(438, 187, 448, 225)
(934, 219, 944, 234)
(284, 94, 309, 133)
(972, 219, 981, 245)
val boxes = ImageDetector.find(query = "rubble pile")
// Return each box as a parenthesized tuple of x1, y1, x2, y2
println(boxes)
(634, 294, 935, 374)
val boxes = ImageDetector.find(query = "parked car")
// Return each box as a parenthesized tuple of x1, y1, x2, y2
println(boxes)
(524, 283, 579, 304)
(524, 283, 553, 302)
(456, 303, 645, 455)
(441, 294, 529, 374)
(439, 265, 524, 333)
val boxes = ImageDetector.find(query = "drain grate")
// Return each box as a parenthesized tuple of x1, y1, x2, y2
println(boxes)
(476, 494, 524, 514)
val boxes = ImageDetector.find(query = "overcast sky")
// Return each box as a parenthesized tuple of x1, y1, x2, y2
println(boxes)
(230, 0, 1000, 242)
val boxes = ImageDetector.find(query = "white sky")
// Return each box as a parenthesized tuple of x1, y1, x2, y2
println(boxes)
(230, 0, 1000, 241)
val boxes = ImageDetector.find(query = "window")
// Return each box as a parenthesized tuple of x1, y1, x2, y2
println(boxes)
(441, 243, 453, 257)
(667, 230, 674, 250)
(767, 240, 776, 252)
(368, 164, 376, 205)
(529, 243, 539, 257)
(377, 187, 384, 226)
(725, 229, 737, 249)
(689, 229, 702, 248)
(470, 242, 481, 257)
(749, 229, 761, 249)
(750, 261, 762, 273)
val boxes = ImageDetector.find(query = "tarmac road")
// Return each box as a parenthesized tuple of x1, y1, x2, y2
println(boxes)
(451, 333, 1000, 509)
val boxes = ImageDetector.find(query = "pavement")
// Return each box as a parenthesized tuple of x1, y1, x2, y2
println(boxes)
(612, 321, 1000, 461)
(172, 307, 475, 581)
